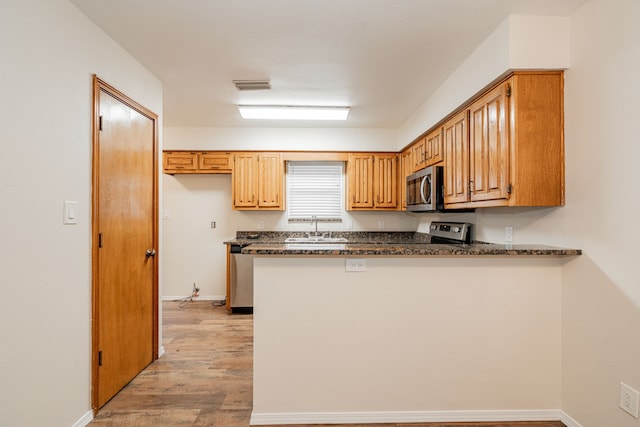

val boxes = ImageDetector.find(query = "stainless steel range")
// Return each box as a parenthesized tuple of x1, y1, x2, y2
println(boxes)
(428, 221, 472, 244)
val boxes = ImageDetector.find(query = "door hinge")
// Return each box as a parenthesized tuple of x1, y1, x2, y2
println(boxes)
(507, 183, 513, 194)
(98, 232, 103, 248)
(506, 84, 512, 98)
(99, 115, 103, 131)
(98, 351, 103, 366)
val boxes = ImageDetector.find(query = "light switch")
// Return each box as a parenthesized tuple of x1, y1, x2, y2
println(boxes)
(64, 201, 78, 225)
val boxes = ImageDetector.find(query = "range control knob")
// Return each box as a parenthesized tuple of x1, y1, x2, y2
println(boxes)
(452, 227, 461, 233)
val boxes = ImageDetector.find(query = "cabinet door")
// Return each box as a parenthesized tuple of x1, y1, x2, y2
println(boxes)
(257, 153, 283, 208)
(232, 154, 257, 208)
(199, 152, 232, 173)
(443, 110, 469, 205)
(400, 149, 412, 210)
(163, 151, 197, 173)
(469, 82, 509, 202)
(411, 139, 427, 172)
(348, 154, 374, 209)
(374, 154, 398, 209)
(425, 128, 443, 166)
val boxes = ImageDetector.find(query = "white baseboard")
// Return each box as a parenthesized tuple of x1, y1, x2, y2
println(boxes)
(162, 295, 226, 302)
(250, 409, 564, 425)
(560, 411, 583, 427)
(158, 346, 165, 357)
(72, 410, 93, 427)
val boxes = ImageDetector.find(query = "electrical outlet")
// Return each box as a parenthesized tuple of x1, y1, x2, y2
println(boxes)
(345, 258, 366, 272)
(258, 221, 265, 229)
(620, 383, 640, 418)
(378, 220, 385, 230)
(505, 226, 513, 243)
(346, 220, 353, 230)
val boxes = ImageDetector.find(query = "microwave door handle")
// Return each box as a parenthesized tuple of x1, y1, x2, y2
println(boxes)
(420, 176, 428, 204)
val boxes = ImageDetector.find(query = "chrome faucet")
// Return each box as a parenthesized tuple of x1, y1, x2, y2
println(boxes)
(311, 215, 319, 236)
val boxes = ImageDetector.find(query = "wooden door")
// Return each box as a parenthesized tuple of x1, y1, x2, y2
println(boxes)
(92, 77, 158, 409)
(469, 82, 509, 202)
(347, 154, 374, 209)
(443, 110, 469, 205)
(258, 153, 283, 208)
(374, 154, 398, 209)
(232, 153, 257, 208)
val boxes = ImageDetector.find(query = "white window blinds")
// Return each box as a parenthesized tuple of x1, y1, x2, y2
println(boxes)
(287, 161, 344, 220)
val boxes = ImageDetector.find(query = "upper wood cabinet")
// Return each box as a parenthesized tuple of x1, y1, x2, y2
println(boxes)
(424, 128, 443, 166)
(347, 153, 398, 210)
(444, 71, 564, 208)
(232, 153, 284, 210)
(163, 151, 232, 174)
(400, 148, 413, 210)
(443, 109, 469, 205)
(410, 139, 427, 172)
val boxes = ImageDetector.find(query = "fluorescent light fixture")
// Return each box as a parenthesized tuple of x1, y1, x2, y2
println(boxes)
(238, 105, 350, 121)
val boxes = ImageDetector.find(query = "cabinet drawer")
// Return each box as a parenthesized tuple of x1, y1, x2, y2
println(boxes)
(199, 152, 232, 173)
(163, 152, 197, 172)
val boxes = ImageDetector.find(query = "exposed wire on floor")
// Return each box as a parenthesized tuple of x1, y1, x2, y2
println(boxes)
(175, 283, 199, 307)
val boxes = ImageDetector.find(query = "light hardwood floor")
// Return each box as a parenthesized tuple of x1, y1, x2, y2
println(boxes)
(90, 301, 565, 427)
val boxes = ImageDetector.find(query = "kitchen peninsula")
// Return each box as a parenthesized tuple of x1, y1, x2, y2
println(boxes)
(244, 231, 581, 425)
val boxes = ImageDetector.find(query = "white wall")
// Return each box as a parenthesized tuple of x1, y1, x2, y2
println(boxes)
(398, 15, 570, 149)
(253, 256, 564, 424)
(161, 170, 419, 298)
(164, 126, 398, 152)
(560, 1, 640, 425)
(0, 1, 162, 426)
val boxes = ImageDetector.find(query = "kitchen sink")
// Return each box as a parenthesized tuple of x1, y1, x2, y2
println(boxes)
(284, 236, 348, 243)
(285, 243, 346, 250)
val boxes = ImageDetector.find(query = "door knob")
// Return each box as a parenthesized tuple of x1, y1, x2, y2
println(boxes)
(145, 249, 157, 258)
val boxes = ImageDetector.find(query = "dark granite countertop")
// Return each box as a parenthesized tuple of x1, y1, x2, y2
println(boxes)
(240, 242, 581, 256)
(225, 231, 582, 257)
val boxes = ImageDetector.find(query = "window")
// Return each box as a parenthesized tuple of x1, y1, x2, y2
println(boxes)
(286, 161, 344, 221)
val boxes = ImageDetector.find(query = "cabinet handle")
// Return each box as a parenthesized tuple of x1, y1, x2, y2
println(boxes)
(469, 180, 474, 195)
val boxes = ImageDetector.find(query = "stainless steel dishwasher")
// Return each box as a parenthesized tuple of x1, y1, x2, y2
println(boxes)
(229, 244, 253, 313)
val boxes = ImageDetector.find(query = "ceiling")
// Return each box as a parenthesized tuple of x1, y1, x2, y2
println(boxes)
(71, 0, 585, 129)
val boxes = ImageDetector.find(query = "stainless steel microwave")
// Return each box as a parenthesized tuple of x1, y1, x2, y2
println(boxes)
(406, 165, 443, 212)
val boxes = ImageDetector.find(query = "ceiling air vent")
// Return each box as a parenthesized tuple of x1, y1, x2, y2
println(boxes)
(233, 80, 271, 91)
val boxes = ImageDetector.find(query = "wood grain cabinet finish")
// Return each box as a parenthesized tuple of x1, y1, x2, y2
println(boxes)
(410, 139, 427, 172)
(163, 151, 198, 173)
(424, 128, 443, 167)
(198, 152, 232, 172)
(163, 151, 231, 174)
(232, 153, 284, 210)
(400, 148, 413, 210)
(347, 153, 398, 210)
(444, 71, 565, 209)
